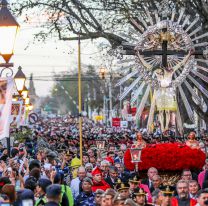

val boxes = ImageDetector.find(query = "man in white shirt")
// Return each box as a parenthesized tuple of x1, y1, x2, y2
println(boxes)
(70, 166, 86, 199)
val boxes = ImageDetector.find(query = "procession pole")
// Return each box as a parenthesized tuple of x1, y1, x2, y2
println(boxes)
(78, 33, 83, 163)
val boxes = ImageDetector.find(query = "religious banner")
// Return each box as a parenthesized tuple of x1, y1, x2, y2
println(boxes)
(0, 78, 14, 140)
(10, 101, 23, 128)
(19, 105, 27, 126)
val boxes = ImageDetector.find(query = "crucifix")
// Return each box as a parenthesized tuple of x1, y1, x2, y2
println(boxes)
(139, 27, 204, 68)
(122, 26, 204, 131)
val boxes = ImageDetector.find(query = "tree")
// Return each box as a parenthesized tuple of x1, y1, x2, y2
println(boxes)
(49, 65, 107, 115)
(13, 0, 208, 45)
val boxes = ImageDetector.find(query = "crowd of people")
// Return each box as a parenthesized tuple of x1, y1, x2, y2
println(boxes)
(0, 115, 207, 206)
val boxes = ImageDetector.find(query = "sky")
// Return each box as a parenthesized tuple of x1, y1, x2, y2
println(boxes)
(12, 22, 104, 97)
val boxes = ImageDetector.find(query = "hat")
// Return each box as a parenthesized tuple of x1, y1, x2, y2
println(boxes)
(92, 167, 102, 176)
(129, 174, 141, 183)
(66, 150, 74, 156)
(133, 188, 146, 196)
(37, 179, 52, 193)
(46, 184, 62, 198)
(124, 198, 137, 206)
(105, 156, 114, 165)
(47, 151, 57, 159)
(116, 179, 130, 191)
(70, 157, 81, 168)
(113, 194, 126, 203)
(159, 185, 174, 195)
(82, 177, 93, 185)
(20, 189, 34, 200)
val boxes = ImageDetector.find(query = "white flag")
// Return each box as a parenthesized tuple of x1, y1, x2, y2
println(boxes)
(0, 78, 14, 140)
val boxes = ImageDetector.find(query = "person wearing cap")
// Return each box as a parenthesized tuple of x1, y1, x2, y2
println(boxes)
(71, 156, 82, 179)
(45, 184, 62, 206)
(159, 185, 174, 206)
(74, 177, 95, 206)
(132, 188, 152, 206)
(129, 174, 152, 203)
(35, 178, 52, 206)
(61, 150, 74, 171)
(91, 167, 111, 192)
(124, 198, 138, 206)
(113, 193, 126, 206)
(116, 180, 130, 198)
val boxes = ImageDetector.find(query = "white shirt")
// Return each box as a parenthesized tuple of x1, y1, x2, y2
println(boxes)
(70, 177, 81, 198)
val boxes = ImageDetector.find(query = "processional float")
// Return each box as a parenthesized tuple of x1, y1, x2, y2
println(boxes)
(111, 0, 208, 133)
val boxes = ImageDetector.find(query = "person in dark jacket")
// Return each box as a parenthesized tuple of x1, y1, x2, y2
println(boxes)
(45, 184, 62, 206)
(75, 177, 95, 206)
(105, 166, 118, 189)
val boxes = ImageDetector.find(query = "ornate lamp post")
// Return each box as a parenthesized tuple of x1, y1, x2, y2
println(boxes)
(130, 143, 143, 172)
(0, 0, 20, 157)
(20, 85, 28, 99)
(14, 66, 26, 94)
(0, 0, 19, 65)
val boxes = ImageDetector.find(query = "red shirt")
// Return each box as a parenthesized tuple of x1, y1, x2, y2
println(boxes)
(171, 197, 197, 206)
(92, 179, 111, 192)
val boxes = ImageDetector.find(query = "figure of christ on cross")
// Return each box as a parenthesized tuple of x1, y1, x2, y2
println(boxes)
(136, 26, 203, 131)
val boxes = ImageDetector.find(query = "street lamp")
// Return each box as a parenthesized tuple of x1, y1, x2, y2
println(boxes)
(24, 96, 30, 105)
(99, 67, 106, 80)
(0, 0, 20, 158)
(130, 143, 143, 172)
(21, 86, 28, 99)
(28, 103, 33, 111)
(0, 0, 20, 64)
(14, 66, 26, 94)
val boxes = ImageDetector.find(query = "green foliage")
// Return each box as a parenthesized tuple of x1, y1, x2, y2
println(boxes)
(50, 65, 105, 115)
(12, 0, 208, 45)
(11, 128, 33, 143)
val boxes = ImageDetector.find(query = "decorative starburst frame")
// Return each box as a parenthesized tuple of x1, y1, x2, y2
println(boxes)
(113, 1, 208, 132)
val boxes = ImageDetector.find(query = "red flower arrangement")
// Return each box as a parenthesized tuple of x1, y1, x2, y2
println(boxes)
(124, 143, 206, 171)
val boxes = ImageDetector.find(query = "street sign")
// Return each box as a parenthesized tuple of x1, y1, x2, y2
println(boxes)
(121, 121, 128, 128)
(28, 113, 38, 124)
(112, 118, 121, 127)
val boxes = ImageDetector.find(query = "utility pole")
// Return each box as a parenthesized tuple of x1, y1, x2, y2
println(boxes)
(78, 33, 83, 163)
